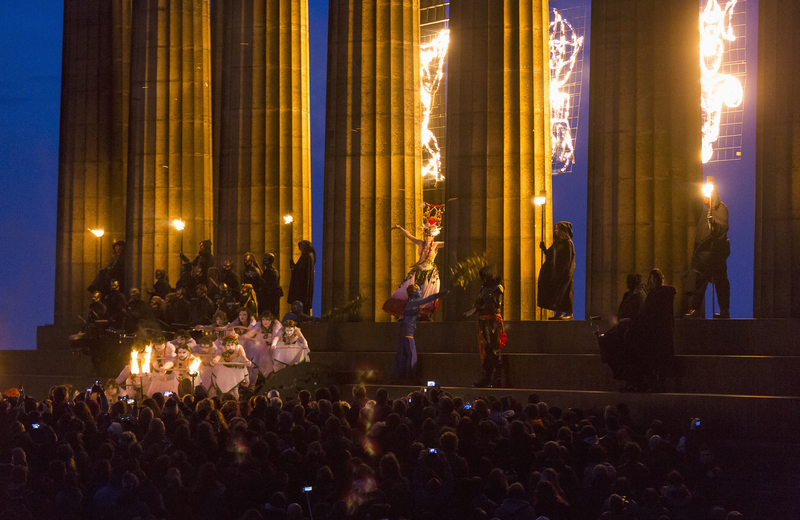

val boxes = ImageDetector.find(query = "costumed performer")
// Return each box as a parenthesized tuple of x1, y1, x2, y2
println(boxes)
(115, 339, 150, 398)
(147, 335, 177, 397)
(195, 310, 230, 349)
(168, 329, 194, 356)
(464, 266, 507, 388)
(287, 240, 316, 315)
(392, 284, 450, 383)
(211, 335, 252, 398)
(192, 336, 217, 395)
(172, 343, 200, 397)
(270, 319, 310, 373)
(383, 203, 445, 321)
(249, 311, 283, 380)
(685, 184, 730, 319)
(537, 221, 576, 320)
(227, 308, 259, 361)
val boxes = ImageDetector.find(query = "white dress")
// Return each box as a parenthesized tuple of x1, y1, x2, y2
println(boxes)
(382, 238, 442, 320)
(250, 320, 283, 379)
(191, 345, 218, 393)
(147, 352, 178, 397)
(271, 329, 310, 373)
(211, 346, 251, 394)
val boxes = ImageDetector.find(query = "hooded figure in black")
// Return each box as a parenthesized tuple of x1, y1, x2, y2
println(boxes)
(88, 240, 126, 295)
(686, 186, 730, 319)
(180, 239, 215, 284)
(537, 221, 575, 319)
(261, 253, 283, 317)
(288, 240, 316, 315)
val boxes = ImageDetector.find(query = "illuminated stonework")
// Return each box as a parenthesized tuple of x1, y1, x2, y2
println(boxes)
(549, 9, 583, 174)
(420, 29, 449, 182)
(700, 0, 743, 163)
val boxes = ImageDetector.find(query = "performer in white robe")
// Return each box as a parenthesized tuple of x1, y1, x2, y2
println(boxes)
(270, 320, 310, 373)
(249, 312, 283, 380)
(171, 344, 200, 397)
(211, 335, 252, 398)
(192, 336, 218, 395)
(195, 310, 230, 350)
(115, 341, 151, 398)
(147, 337, 177, 397)
(226, 309, 258, 360)
(168, 329, 194, 357)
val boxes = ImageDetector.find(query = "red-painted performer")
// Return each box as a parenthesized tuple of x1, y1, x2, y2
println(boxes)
(464, 265, 507, 388)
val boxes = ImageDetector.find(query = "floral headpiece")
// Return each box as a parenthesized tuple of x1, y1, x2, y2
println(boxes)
(422, 203, 445, 236)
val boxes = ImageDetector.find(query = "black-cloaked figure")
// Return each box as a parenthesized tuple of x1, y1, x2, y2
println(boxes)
(538, 221, 575, 320)
(261, 253, 283, 318)
(288, 240, 316, 315)
(685, 186, 730, 319)
(104, 279, 127, 329)
(221, 260, 242, 301)
(180, 239, 215, 284)
(618, 273, 647, 320)
(88, 240, 125, 295)
(151, 269, 172, 299)
(464, 265, 507, 388)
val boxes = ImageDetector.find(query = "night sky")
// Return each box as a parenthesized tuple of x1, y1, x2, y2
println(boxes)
(0, 1, 756, 350)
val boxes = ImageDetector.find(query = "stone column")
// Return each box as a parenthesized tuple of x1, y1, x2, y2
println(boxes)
(585, 0, 701, 317)
(754, 0, 800, 318)
(443, 0, 551, 321)
(55, 0, 130, 326)
(127, 0, 214, 294)
(322, 0, 422, 320)
(214, 0, 311, 318)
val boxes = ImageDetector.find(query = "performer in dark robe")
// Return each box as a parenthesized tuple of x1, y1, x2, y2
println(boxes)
(124, 288, 151, 334)
(537, 221, 575, 320)
(104, 279, 128, 329)
(599, 268, 676, 392)
(464, 266, 507, 388)
(88, 240, 125, 295)
(180, 239, 215, 284)
(288, 240, 316, 315)
(261, 253, 283, 318)
(685, 186, 730, 319)
(151, 269, 172, 299)
(618, 274, 647, 320)
(221, 260, 242, 301)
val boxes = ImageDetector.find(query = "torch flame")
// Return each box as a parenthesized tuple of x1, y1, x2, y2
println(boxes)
(130, 350, 139, 375)
(189, 356, 201, 375)
(283, 215, 293, 225)
(142, 345, 152, 373)
(702, 182, 715, 198)
(172, 219, 185, 231)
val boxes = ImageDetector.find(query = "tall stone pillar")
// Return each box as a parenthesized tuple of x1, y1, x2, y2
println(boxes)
(322, 0, 422, 320)
(127, 0, 214, 294)
(586, 0, 701, 317)
(754, 0, 800, 318)
(444, 0, 551, 321)
(55, 1, 131, 326)
(215, 0, 311, 319)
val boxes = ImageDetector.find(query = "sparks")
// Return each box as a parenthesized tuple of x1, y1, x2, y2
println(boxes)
(700, 0, 743, 163)
(420, 30, 449, 182)
(549, 9, 583, 174)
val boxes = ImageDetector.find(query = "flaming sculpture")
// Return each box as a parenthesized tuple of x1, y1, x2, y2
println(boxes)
(420, 30, 449, 182)
(549, 9, 583, 174)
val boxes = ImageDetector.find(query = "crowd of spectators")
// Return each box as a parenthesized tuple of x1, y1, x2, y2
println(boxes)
(0, 383, 744, 520)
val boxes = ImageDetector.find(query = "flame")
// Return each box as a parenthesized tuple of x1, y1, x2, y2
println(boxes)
(142, 345, 152, 374)
(700, 0, 743, 163)
(189, 356, 201, 375)
(283, 214, 293, 225)
(172, 219, 185, 231)
(130, 350, 139, 375)
(549, 9, 584, 174)
(702, 182, 715, 198)
(420, 30, 449, 182)
(89, 229, 104, 237)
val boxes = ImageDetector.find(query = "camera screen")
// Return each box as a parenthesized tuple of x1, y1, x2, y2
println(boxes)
(303, 486, 312, 492)
(427, 381, 436, 387)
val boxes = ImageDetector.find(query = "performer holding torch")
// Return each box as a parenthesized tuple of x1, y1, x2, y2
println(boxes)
(685, 178, 730, 319)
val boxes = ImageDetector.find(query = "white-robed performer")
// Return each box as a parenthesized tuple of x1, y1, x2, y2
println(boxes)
(211, 335, 252, 397)
(115, 340, 151, 398)
(227, 308, 259, 360)
(270, 320, 310, 373)
(169, 329, 194, 356)
(147, 336, 177, 397)
(249, 311, 283, 380)
(171, 343, 201, 397)
(195, 310, 230, 350)
(382, 203, 445, 321)
(192, 336, 218, 395)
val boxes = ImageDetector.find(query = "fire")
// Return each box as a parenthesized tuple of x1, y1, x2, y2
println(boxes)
(130, 349, 139, 375)
(549, 9, 583, 174)
(420, 30, 449, 182)
(142, 344, 152, 374)
(189, 356, 201, 375)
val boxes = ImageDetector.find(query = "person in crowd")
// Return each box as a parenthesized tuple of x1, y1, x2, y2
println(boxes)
(270, 319, 310, 373)
(151, 268, 172, 299)
(261, 252, 283, 317)
(88, 240, 126, 296)
(464, 265, 506, 388)
(191, 284, 215, 326)
(686, 184, 731, 319)
(221, 260, 242, 301)
(288, 240, 316, 315)
(383, 203, 445, 321)
(104, 279, 127, 329)
(538, 221, 576, 320)
(392, 283, 449, 383)
(618, 273, 647, 320)
(180, 239, 215, 284)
